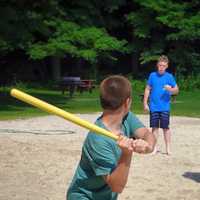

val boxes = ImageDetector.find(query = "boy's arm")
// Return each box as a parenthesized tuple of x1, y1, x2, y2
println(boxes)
(103, 129, 156, 192)
(164, 84, 179, 95)
(133, 127, 156, 154)
(143, 85, 151, 112)
(164, 74, 179, 95)
(103, 136, 133, 193)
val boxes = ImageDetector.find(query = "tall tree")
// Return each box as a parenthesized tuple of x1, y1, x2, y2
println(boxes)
(127, 0, 200, 76)
(0, 0, 131, 80)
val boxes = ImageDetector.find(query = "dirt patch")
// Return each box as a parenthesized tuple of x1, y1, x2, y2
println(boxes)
(0, 114, 200, 200)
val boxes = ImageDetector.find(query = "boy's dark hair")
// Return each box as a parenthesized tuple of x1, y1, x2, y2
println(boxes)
(100, 75, 132, 110)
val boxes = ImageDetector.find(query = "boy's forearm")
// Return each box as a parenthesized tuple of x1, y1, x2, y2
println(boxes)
(134, 128, 156, 154)
(165, 85, 179, 95)
(171, 87, 179, 95)
(143, 87, 150, 105)
(105, 153, 132, 193)
(144, 130, 156, 153)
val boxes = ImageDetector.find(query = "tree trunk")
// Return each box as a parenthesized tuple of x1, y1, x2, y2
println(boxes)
(91, 63, 98, 80)
(51, 56, 61, 81)
(131, 52, 140, 78)
(76, 58, 84, 77)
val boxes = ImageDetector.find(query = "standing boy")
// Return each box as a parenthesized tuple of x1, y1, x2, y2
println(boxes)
(67, 75, 156, 200)
(143, 55, 179, 155)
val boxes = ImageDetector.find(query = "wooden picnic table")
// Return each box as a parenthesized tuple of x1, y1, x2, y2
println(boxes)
(78, 79, 96, 93)
(59, 77, 81, 97)
(59, 77, 95, 97)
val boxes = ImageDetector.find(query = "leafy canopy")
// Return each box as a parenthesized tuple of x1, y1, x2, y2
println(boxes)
(28, 19, 128, 63)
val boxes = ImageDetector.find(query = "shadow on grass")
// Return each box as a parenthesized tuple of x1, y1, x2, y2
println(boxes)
(0, 88, 101, 116)
(0, 90, 72, 112)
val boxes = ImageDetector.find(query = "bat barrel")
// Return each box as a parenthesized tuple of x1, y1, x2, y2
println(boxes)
(10, 88, 118, 140)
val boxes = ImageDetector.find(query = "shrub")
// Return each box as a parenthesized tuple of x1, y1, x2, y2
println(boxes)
(177, 74, 200, 91)
(131, 79, 146, 93)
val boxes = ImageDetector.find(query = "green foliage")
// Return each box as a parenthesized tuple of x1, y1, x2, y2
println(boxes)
(14, 81, 29, 90)
(1, 0, 200, 79)
(0, 39, 12, 53)
(177, 74, 200, 91)
(126, 0, 200, 76)
(139, 51, 162, 64)
(0, 0, 62, 53)
(131, 79, 146, 93)
(126, 1, 166, 64)
(126, 10, 155, 39)
(28, 19, 128, 63)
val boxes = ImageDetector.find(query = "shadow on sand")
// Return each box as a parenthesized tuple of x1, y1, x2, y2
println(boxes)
(183, 172, 200, 183)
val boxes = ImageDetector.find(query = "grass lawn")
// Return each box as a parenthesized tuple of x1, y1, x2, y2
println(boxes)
(0, 87, 200, 120)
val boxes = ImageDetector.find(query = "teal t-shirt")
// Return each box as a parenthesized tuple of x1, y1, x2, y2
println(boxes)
(67, 112, 144, 200)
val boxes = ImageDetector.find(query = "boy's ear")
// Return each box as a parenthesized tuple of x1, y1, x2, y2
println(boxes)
(124, 97, 131, 108)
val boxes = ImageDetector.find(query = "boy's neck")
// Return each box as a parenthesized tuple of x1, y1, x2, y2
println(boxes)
(157, 70, 166, 75)
(101, 110, 124, 135)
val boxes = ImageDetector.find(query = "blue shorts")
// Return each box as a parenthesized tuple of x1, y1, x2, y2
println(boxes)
(150, 112, 170, 129)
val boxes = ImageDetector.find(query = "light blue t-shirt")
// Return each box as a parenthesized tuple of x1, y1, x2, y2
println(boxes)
(147, 72, 177, 112)
(67, 112, 144, 200)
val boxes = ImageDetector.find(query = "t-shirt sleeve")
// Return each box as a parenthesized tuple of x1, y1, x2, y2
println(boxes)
(147, 73, 153, 87)
(83, 134, 118, 176)
(125, 112, 145, 138)
(169, 74, 177, 87)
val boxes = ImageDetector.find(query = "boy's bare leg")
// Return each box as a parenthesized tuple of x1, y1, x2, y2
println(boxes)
(151, 128, 159, 154)
(163, 128, 171, 155)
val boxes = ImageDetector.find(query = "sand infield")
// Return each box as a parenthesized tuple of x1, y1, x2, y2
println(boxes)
(0, 114, 200, 200)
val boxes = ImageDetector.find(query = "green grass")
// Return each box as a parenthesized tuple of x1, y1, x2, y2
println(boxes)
(0, 87, 200, 120)
(134, 90, 200, 118)
(170, 90, 200, 117)
(0, 87, 101, 120)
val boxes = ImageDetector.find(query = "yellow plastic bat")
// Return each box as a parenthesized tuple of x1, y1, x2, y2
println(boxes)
(10, 89, 118, 140)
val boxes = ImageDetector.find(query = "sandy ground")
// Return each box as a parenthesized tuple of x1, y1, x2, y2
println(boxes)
(0, 114, 200, 200)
